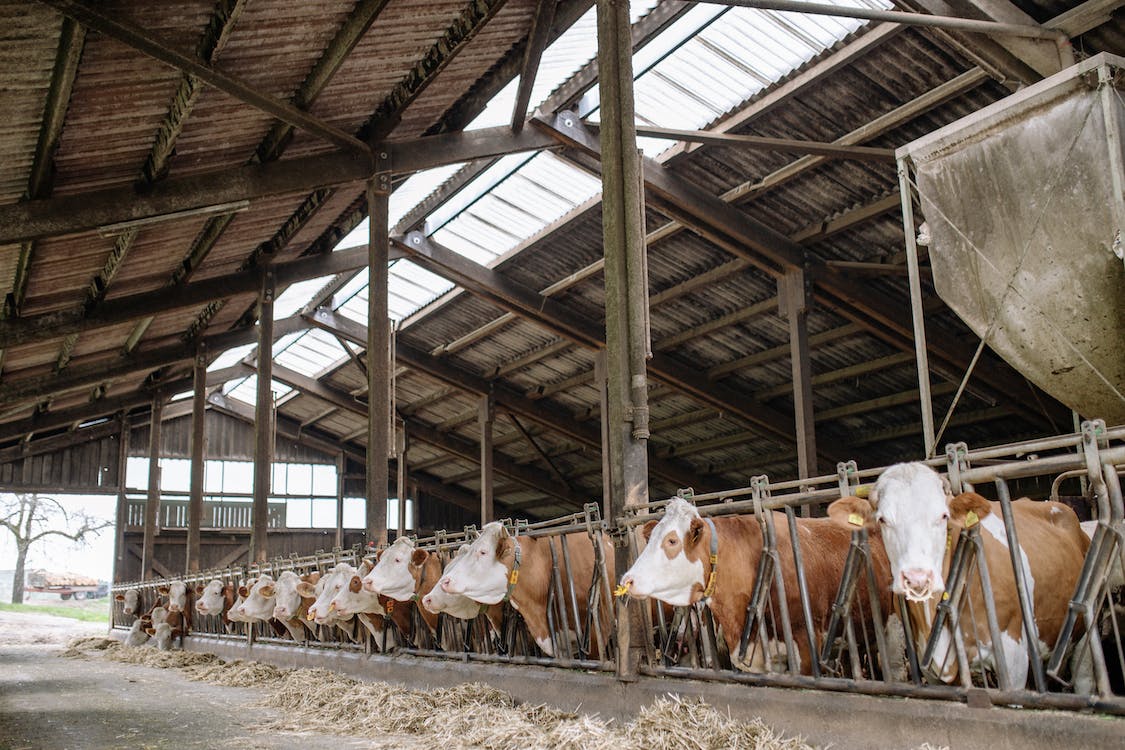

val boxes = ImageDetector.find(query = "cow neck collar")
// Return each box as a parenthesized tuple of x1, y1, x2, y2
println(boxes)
(701, 516, 719, 601)
(503, 536, 523, 604)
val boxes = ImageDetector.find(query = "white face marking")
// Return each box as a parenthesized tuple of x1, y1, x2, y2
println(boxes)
(619, 497, 705, 607)
(166, 581, 188, 613)
(272, 571, 306, 620)
(194, 580, 225, 616)
(872, 462, 950, 600)
(308, 564, 355, 624)
(535, 636, 554, 657)
(121, 589, 140, 616)
(328, 564, 384, 617)
(149, 606, 168, 626)
(362, 537, 418, 600)
(226, 579, 256, 623)
(438, 523, 512, 605)
(238, 575, 277, 622)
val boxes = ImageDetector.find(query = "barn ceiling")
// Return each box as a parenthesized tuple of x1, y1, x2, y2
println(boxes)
(0, 0, 1120, 520)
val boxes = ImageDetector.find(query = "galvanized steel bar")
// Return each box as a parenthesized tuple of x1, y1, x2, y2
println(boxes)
(994, 478, 1047, 692)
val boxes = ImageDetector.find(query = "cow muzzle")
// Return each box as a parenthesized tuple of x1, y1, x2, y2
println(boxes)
(900, 568, 939, 602)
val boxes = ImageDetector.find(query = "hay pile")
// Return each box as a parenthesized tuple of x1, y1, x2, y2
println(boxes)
(60, 636, 117, 659)
(187, 658, 288, 687)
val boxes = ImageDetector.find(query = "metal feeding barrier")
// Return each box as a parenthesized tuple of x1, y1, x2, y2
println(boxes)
(618, 420, 1125, 714)
(110, 424, 1125, 714)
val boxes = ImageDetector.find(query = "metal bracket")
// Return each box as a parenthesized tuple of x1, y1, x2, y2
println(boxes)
(836, 460, 859, 497)
(945, 442, 970, 495)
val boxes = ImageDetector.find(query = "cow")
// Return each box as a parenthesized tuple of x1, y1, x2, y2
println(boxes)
(300, 561, 385, 644)
(123, 617, 150, 647)
(438, 522, 614, 658)
(114, 588, 141, 619)
(830, 461, 1089, 690)
(271, 570, 321, 641)
(421, 545, 505, 651)
(144, 605, 180, 651)
(226, 577, 258, 630)
(357, 537, 450, 647)
(194, 579, 237, 632)
(618, 496, 894, 675)
(157, 581, 192, 636)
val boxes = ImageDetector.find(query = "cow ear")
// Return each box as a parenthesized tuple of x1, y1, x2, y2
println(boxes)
(295, 582, 316, 598)
(949, 492, 991, 526)
(687, 518, 705, 548)
(640, 520, 658, 543)
(941, 474, 954, 500)
(349, 575, 363, 594)
(374, 549, 384, 563)
(496, 534, 515, 561)
(237, 586, 249, 598)
(306, 571, 321, 585)
(114, 594, 124, 601)
(157, 585, 170, 595)
(827, 496, 876, 530)
(359, 559, 374, 576)
(194, 585, 204, 595)
(260, 584, 275, 598)
(455, 543, 470, 557)
(411, 549, 428, 567)
(145, 628, 155, 636)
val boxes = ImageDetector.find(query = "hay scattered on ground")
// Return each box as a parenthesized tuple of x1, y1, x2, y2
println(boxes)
(60, 636, 819, 749)
(60, 636, 117, 658)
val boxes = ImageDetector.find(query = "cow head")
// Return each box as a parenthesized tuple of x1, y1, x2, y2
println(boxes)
(327, 560, 382, 618)
(838, 462, 968, 602)
(421, 546, 484, 620)
(362, 537, 427, 600)
(165, 581, 188, 614)
(227, 578, 257, 624)
(149, 605, 168, 627)
(117, 588, 140, 616)
(194, 580, 225, 616)
(438, 522, 517, 605)
(237, 575, 277, 621)
(273, 570, 317, 620)
(618, 497, 709, 607)
(305, 563, 358, 624)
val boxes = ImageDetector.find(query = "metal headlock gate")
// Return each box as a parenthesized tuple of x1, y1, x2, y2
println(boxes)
(112, 423, 1125, 715)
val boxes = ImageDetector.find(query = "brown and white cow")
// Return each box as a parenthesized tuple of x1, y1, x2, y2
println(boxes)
(123, 616, 150, 647)
(438, 522, 614, 657)
(300, 561, 384, 644)
(358, 537, 450, 646)
(156, 580, 192, 635)
(420, 545, 505, 650)
(114, 588, 142, 619)
(619, 496, 894, 675)
(831, 461, 1089, 689)
(194, 579, 237, 632)
(271, 571, 321, 641)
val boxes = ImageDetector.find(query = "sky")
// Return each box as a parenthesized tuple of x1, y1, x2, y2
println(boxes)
(0, 493, 116, 583)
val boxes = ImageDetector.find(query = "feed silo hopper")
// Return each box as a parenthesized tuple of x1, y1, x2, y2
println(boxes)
(898, 52, 1125, 426)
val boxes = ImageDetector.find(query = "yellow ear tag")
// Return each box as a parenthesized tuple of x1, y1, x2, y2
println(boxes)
(614, 581, 631, 598)
(385, 599, 394, 613)
(965, 510, 979, 528)
(942, 591, 950, 601)
(855, 485, 871, 499)
(848, 513, 864, 527)
(508, 570, 519, 585)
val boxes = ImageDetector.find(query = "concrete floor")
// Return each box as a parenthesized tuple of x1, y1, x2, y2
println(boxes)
(0, 611, 384, 750)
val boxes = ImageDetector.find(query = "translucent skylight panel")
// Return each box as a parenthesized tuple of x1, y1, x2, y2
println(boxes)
(425, 153, 536, 233)
(337, 283, 368, 325)
(208, 343, 255, 372)
(274, 328, 345, 377)
(224, 374, 293, 405)
(431, 222, 505, 265)
(273, 276, 334, 319)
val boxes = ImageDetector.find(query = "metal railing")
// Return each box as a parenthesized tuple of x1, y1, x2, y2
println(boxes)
(110, 422, 1125, 714)
(124, 497, 286, 529)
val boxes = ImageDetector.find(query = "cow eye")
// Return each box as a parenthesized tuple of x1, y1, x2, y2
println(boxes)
(939, 512, 949, 523)
(877, 517, 888, 526)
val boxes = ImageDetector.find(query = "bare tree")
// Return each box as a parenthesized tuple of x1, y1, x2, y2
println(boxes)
(1, 493, 112, 604)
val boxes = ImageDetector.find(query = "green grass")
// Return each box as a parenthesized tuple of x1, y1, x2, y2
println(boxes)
(0, 600, 111, 623)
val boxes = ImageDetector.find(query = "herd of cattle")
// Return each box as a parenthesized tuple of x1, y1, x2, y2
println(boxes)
(114, 461, 1124, 697)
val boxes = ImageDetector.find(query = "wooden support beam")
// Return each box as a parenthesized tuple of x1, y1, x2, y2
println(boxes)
(780, 269, 817, 485)
(390, 124, 557, 174)
(480, 394, 494, 523)
(186, 346, 206, 573)
(141, 394, 163, 580)
(630, 125, 896, 161)
(128, 543, 174, 579)
(113, 416, 129, 583)
(0, 246, 370, 349)
(0, 316, 306, 409)
(0, 150, 371, 245)
(511, 0, 557, 132)
(38, 0, 369, 153)
(250, 279, 274, 564)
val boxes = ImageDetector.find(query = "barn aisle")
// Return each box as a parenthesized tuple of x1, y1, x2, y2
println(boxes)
(0, 611, 379, 749)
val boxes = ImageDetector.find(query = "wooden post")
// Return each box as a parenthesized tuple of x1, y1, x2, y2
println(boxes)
(479, 395, 494, 525)
(186, 345, 206, 572)
(250, 275, 274, 563)
(366, 156, 391, 547)
(780, 269, 817, 505)
(335, 452, 345, 549)
(596, 0, 649, 682)
(113, 415, 130, 583)
(141, 394, 163, 580)
(396, 424, 408, 537)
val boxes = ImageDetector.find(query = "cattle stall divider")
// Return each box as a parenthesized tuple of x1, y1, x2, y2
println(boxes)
(111, 423, 1125, 715)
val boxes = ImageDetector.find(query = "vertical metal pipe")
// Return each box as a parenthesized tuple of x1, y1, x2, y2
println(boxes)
(141, 393, 163, 580)
(994, 478, 1046, 691)
(784, 506, 820, 676)
(479, 394, 494, 525)
(186, 344, 206, 573)
(897, 156, 936, 457)
(596, 0, 649, 683)
(367, 158, 391, 547)
(781, 270, 817, 500)
(113, 414, 130, 583)
(251, 276, 274, 564)
(334, 453, 345, 549)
